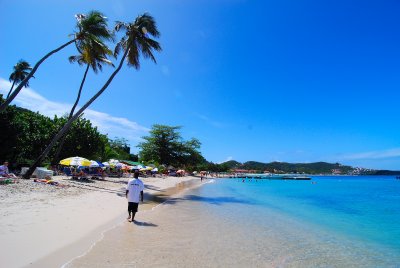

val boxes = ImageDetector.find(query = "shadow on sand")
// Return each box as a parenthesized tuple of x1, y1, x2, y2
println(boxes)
(164, 195, 256, 206)
(144, 184, 166, 192)
(133, 220, 158, 227)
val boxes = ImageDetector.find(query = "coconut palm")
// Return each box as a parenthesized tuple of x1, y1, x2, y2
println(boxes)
(68, 41, 114, 117)
(23, 13, 161, 179)
(52, 39, 114, 164)
(6, 60, 33, 99)
(0, 10, 112, 113)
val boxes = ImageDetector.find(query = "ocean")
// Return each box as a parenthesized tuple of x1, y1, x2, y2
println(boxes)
(70, 176, 400, 267)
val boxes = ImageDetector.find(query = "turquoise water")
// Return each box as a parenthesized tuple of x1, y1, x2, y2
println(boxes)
(70, 176, 400, 267)
(190, 176, 400, 266)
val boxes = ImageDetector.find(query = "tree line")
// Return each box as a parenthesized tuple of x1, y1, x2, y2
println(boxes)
(0, 100, 137, 169)
(0, 98, 230, 173)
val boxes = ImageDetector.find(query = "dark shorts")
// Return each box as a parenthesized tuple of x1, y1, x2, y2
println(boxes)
(128, 202, 139, 212)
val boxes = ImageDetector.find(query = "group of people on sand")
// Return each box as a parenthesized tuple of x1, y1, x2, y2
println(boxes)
(63, 166, 106, 180)
(0, 161, 18, 183)
(1, 160, 148, 223)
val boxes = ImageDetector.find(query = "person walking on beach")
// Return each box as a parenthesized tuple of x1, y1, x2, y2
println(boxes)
(126, 171, 144, 222)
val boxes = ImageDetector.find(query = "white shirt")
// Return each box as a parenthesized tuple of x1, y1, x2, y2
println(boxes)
(126, 178, 144, 203)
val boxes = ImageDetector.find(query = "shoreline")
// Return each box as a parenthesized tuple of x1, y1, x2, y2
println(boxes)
(65, 177, 215, 268)
(0, 175, 203, 268)
(66, 176, 400, 268)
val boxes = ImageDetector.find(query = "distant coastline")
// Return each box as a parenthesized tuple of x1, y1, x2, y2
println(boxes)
(221, 160, 400, 176)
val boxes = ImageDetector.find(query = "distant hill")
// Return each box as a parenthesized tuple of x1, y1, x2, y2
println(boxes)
(222, 160, 356, 174)
(373, 170, 400, 175)
(222, 160, 242, 169)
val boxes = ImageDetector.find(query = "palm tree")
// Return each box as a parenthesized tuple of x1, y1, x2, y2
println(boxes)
(6, 60, 33, 99)
(52, 39, 114, 164)
(0, 10, 111, 113)
(23, 13, 161, 179)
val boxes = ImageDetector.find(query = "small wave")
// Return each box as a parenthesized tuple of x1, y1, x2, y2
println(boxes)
(61, 219, 125, 268)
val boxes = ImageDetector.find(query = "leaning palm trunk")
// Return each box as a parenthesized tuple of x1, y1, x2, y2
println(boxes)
(23, 48, 129, 179)
(6, 80, 16, 99)
(0, 39, 76, 113)
(51, 64, 90, 165)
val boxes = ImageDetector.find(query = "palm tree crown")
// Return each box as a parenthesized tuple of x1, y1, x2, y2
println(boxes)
(114, 13, 162, 69)
(69, 38, 114, 73)
(9, 60, 32, 87)
(6, 60, 33, 99)
(74, 10, 114, 49)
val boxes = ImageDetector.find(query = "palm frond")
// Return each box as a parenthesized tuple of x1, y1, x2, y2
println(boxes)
(135, 13, 160, 38)
(114, 21, 127, 32)
(9, 60, 33, 86)
(114, 36, 126, 58)
(68, 55, 79, 63)
(126, 40, 140, 69)
(137, 38, 159, 63)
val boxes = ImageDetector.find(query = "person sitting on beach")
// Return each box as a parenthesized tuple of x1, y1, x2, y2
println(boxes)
(126, 171, 144, 222)
(0, 161, 17, 178)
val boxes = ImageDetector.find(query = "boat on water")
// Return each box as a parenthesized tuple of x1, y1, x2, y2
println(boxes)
(281, 175, 311, 180)
(233, 174, 311, 180)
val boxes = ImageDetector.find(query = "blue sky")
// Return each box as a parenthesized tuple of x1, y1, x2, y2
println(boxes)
(1, 0, 400, 169)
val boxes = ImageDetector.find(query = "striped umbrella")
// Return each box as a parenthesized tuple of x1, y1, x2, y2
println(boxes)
(60, 156, 91, 166)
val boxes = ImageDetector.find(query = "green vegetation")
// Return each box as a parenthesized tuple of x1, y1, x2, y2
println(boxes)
(241, 161, 354, 174)
(138, 125, 206, 170)
(0, 98, 135, 169)
(1, 98, 397, 175)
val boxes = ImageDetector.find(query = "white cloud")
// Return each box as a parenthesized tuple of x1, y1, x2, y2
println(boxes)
(0, 78, 149, 146)
(340, 148, 400, 160)
(218, 156, 233, 164)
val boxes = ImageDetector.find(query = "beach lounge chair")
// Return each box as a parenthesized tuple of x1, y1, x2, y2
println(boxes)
(63, 167, 80, 180)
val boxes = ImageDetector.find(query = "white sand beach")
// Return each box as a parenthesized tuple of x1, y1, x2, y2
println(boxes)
(0, 175, 200, 268)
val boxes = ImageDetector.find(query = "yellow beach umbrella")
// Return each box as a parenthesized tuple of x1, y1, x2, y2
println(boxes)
(60, 156, 91, 166)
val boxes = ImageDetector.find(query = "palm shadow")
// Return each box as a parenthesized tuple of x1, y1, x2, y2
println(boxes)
(165, 195, 256, 206)
(133, 220, 158, 227)
(145, 184, 165, 192)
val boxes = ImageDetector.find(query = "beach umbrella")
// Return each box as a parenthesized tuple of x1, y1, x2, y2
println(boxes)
(109, 159, 120, 166)
(60, 156, 91, 166)
(96, 161, 104, 167)
(130, 165, 143, 170)
(152, 168, 158, 172)
(140, 166, 153, 171)
(122, 165, 132, 170)
(89, 160, 103, 167)
(102, 162, 110, 167)
(132, 165, 144, 169)
(116, 163, 128, 169)
(130, 161, 145, 166)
